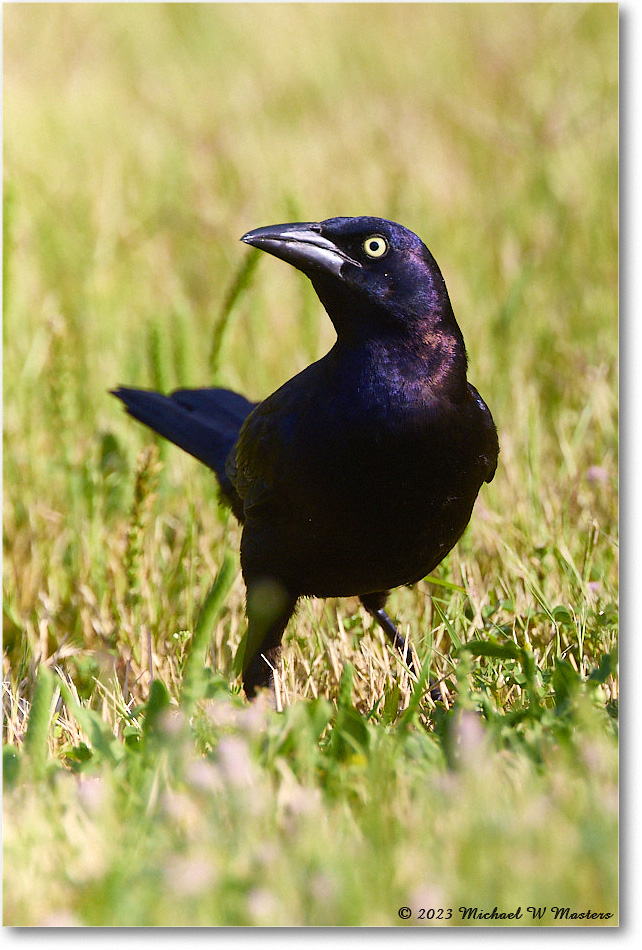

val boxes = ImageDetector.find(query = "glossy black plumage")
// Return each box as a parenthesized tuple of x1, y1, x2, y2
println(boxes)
(113, 216, 498, 697)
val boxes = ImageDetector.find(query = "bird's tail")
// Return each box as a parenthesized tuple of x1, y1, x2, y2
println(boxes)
(111, 386, 256, 508)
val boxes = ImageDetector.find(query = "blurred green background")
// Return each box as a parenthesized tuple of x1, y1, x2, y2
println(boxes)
(4, 2, 617, 398)
(3, 2, 618, 927)
(3, 0, 618, 609)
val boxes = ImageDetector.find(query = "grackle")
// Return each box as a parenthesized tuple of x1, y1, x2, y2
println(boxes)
(112, 217, 498, 697)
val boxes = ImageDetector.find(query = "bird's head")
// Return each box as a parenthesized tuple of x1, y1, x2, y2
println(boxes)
(241, 216, 461, 349)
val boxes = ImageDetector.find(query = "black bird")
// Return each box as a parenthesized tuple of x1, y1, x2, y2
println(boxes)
(113, 217, 498, 697)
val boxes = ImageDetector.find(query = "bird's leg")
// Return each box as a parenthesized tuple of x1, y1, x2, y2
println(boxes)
(360, 591, 416, 675)
(360, 593, 442, 703)
(238, 578, 297, 699)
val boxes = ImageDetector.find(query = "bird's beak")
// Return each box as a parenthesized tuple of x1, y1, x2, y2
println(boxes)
(241, 222, 361, 276)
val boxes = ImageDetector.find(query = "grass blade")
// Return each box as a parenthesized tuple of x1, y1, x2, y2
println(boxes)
(181, 551, 236, 707)
(24, 665, 55, 779)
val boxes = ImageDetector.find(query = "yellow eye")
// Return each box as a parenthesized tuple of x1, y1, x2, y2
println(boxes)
(363, 235, 388, 259)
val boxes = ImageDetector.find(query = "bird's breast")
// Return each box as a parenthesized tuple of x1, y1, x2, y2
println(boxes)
(286, 391, 482, 524)
(241, 381, 492, 597)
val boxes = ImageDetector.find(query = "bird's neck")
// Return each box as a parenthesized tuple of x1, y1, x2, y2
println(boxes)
(318, 298, 468, 399)
(311, 274, 467, 394)
(356, 329, 469, 400)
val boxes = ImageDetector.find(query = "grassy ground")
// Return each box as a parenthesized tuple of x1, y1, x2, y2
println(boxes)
(3, 3, 618, 927)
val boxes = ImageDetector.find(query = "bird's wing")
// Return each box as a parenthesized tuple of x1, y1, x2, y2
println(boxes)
(467, 383, 499, 484)
(225, 392, 299, 517)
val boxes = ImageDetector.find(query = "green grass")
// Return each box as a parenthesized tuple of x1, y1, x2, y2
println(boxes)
(3, 3, 618, 927)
